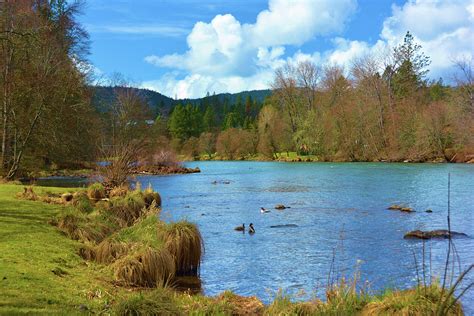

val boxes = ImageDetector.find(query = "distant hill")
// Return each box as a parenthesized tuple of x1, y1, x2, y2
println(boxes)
(91, 86, 175, 116)
(90, 86, 272, 117)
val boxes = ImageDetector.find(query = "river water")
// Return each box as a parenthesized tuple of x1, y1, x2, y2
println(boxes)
(136, 161, 474, 312)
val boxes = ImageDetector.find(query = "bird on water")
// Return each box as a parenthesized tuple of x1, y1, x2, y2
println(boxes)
(249, 223, 255, 234)
(234, 223, 245, 232)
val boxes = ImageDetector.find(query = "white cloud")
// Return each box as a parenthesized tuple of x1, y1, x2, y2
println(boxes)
(144, 0, 357, 98)
(380, 0, 474, 79)
(249, 0, 357, 46)
(87, 24, 189, 37)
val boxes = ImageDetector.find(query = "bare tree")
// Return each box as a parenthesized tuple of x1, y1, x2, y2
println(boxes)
(453, 56, 473, 114)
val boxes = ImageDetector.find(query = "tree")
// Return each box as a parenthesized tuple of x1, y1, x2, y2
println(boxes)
(198, 132, 216, 158)
(391, 31, 431, 98)
(257, 105, 290, 158)
(0, 1, 97, 178)
(203, 105, 216, 132)
(453, 57, 473, 114)
(216, 128, 255, 159)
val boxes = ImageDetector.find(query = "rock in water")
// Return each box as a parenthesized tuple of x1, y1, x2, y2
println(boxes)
(388, 205, 415, 212)
(404, 230, 468, 240)
(388, 204, 403, 210)
(270, 224, 299, 228)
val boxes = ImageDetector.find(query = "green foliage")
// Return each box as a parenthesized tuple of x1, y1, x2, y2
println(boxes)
(391, 31, 431, 98)
(203, 105, 216, 132)
(168, 104, 203, 140)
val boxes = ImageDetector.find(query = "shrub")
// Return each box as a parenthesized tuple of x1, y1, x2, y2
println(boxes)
(18, 186, 38, 201)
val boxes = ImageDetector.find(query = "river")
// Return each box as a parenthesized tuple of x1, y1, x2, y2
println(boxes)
(137, 161, 473, 312)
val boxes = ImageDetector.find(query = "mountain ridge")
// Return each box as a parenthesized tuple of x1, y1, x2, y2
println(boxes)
(91, 85, 272, 117)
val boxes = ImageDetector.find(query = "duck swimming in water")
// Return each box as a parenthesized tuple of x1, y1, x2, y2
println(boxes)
(260, 207, 270, 213)
(248, 223, 255, 234)
(234, 223, 245, 232)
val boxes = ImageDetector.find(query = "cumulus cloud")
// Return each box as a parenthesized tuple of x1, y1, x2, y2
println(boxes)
(144, 0, 357, 98)
(143, 0, 473, 98)
(380, 0, 474, 78)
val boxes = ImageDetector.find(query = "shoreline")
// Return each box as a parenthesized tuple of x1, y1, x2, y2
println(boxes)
(183, 157, 474, 164)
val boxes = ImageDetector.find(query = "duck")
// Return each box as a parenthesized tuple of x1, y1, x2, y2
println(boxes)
(248, 223, 255, 234)
(234, 223, 245, 232)
(260, 207, 270, 213)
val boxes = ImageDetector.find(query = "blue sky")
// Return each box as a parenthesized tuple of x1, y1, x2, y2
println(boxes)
(80, 0, 474, 98)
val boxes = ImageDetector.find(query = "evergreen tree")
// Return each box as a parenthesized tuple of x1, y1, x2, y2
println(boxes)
(391, 31, 431, 98)
(203, 106, 216, 132)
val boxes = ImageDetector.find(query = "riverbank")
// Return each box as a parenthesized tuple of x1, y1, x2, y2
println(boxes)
(0, 183, 466, 315)
(184, 151, 474, 164)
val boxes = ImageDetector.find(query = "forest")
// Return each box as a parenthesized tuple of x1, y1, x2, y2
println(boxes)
(1, 1, 473, 180)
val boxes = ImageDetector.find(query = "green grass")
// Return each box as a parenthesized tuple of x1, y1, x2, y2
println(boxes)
(0, 184, 114, 314)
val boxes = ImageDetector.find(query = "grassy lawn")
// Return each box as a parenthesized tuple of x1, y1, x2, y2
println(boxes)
(0, 184, 113, 314)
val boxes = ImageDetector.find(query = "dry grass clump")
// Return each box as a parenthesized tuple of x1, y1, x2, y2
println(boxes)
(143, 186, 161, 208)
(217, 291, 265, 315)
(106, 190, 147, 227)
(109, 185, 129, 198)
(78, 244, 96, 261)
(162, 221, 203, 277)
(362, 284, 463, 316)
(17, 186, 38, 200)
(94, 240, 132, 264)
(56, 210, 114, 244)
(87, 182, 106, 200)
(113, 247, 175, 287)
